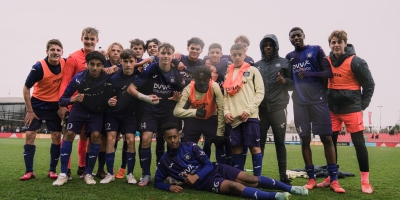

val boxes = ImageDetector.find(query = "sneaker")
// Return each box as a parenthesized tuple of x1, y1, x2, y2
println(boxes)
(290, 186, 308, 196)
(100, 173, 115, 184)
(20, 172, 36, 181)
(280, 176, 292, 186)
(275, 192, 292, 200)
(95, 170, 107, 179)
(127, 173, 137, 184)
(138, 175, 151, 187)
(115, 168, 125, 179)
(84, 174, 96, 185)
(330, 180, 345, 193)
(316, 177, 330, 188)
(361, 181, 373, 194)
(77, 166, 85, 176)
(304, 179, 316, 190)
(48, 171, 58, 179)
(53, 173, 68, 186)
(67, 169, 73, 181)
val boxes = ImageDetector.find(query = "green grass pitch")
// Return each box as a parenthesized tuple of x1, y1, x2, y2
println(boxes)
(0, 138, 399, 199)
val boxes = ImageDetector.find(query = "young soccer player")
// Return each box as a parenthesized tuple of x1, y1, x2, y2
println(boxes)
(126, 43, 185, 186)
(53, 51, 112, 186)
(325, 30, 375, 193)
(20, 39, 65, 181)
(154, 122, 309, 200)
(173, 66, 225, 159)
(255, 34, 292, 185)
(286, 27, 344, 193)
(101, 49, 140, 184)
(223, 44, 265, 176)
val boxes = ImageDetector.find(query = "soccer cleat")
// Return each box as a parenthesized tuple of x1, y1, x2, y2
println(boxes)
(95, 170, 107, 179)
(275, 192, 292, 200)
(316, 177, 330, 188)
(84, 174, 96, 185)
(138, 175, 151, 187)
(53, 173, 68, 186)
(67, 169, 73, 181)
(290, 186, 308, 196)
(100, 173, 115, 184)
(20, 172, 36, 181)
(127, 173, 137, 184)
(115, 168, 125, 179)
(304, 179, 316, 190)
(48, 171, 58, 179)
(77, 166, 85, 176)
(361, 181, 373, 194)
(330, 180, 345, 193)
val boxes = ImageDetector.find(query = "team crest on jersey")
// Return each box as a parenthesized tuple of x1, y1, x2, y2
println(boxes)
(184, 152, 191, 160)
(275, 63, 281, 67)
(243, 71, 250, 77)
(170, 76, 175, 83)
(307, 52, 313, 58)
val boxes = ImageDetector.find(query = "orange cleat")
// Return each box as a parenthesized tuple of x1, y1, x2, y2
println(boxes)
(330, 180, 345, 193)
(304, 179, 316, 190)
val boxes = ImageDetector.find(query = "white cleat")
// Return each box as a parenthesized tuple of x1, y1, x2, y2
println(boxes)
(84, 174, 96, 185)
(100, 173, 115, 184)
(53, 173, 68, 186)
(127, 173, 137, 184)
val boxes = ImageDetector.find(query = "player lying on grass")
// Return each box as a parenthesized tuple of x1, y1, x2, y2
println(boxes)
(154, 122, 309, 200)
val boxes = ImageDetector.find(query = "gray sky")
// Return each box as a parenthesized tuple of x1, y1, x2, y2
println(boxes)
(0, 0, 398, 128)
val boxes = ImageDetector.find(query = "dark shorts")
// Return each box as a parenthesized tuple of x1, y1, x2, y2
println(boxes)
(105, 114, 137, 135)
(140, 112, 178, 133)
(226, 118, 260, 147)
(203, 163, 241, 193)
(181, 115, 218, 143)
(24, 108, 62, 132)
(293, 103, 332, 137)
(67, 109, 103, 136)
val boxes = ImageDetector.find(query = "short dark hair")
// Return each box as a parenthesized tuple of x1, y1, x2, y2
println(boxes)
(120, 49, 137, 60)
(158, 42, 175, 53)
(208, 43, 222, 52)
(192, 66, 211, 81)
(187, 37, 205, 49)
(129, 39, 145, 49)
(328, 30, 348, 43)
(161, 122, 179, 134)
(230, 43, 245, 51)
(46, 39, 63, 50)
(145, 38, 161, 50)
(85, 51, 106, 65)
(289, 27, 304, 35)
(234, 35, 250, 46)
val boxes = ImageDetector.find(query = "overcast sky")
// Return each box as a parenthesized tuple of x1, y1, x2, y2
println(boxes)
(0, 0, 398, 128)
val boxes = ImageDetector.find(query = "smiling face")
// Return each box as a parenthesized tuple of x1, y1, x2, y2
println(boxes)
(158, 47, 174, 66)
(164, 128, 180, 150)
(46, 44, 63, 65)
(289, 30, 305, 48)
(147, 42, 158, 56)
(329, 36, 347, 57)
(81, 33, 99, 53)
(187, 43, 202, 61)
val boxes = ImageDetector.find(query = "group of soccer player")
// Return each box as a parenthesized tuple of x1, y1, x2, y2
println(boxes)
(21, 26, 374, 199)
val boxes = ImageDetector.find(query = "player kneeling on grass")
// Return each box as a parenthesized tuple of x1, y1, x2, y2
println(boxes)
(154, 122, 308, 199)
(101, 49, 140, 184)
(53, 51, 113, 186)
